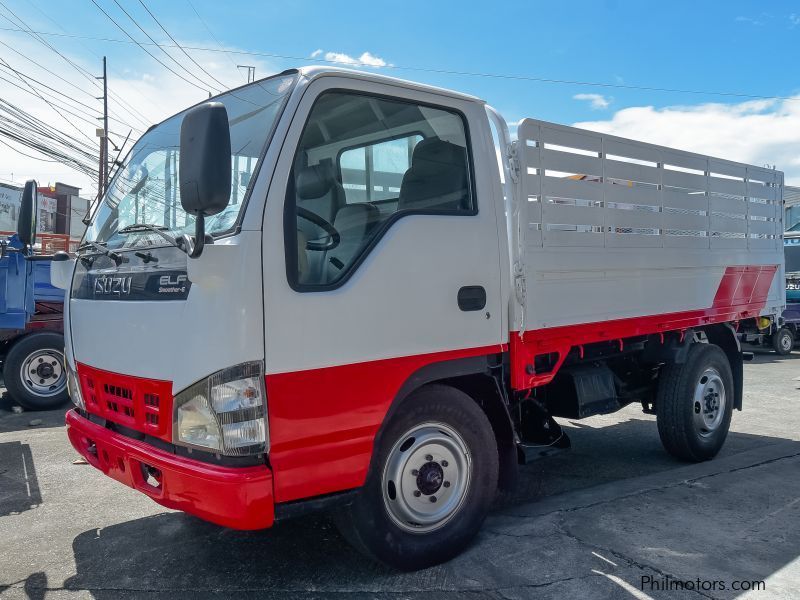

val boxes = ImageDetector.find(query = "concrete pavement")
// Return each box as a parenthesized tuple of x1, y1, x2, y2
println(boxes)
(1, 351, 798, 599)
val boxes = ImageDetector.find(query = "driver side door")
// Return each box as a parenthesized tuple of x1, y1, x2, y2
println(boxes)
(261, 75, 505, 503)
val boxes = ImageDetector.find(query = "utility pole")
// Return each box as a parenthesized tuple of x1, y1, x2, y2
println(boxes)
(237, 64, 255, 83)
(96, 56, 109, 197)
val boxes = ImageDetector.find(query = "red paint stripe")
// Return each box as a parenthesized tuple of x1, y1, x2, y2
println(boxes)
(266, 344, 504, 503)
(510, 264, 778, 390)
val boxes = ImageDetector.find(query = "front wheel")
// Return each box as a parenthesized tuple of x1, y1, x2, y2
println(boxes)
(656, 343, 734, 462)
(334, 384, 498, 570)
(3, 332, 68, 410)
(772, 327, 794, 356)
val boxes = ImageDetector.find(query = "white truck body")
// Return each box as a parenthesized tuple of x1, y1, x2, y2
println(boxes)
(59, 66, 785, 569)
(513, 118, 784, 331)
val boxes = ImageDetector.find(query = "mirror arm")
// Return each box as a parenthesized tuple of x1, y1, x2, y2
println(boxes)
(181, 214, 207, 259)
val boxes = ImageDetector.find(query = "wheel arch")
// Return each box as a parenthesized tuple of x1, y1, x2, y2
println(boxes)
(372, 353, 517, 493)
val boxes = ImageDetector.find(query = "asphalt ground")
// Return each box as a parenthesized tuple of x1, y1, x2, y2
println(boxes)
(0, 349, 798, 599)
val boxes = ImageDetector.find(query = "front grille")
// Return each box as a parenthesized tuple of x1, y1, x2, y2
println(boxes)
(77, 363, 173, 441)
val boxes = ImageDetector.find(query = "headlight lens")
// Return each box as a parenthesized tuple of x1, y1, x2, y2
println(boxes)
(174, 362, 267, 456)
(67, 364, 85, 410)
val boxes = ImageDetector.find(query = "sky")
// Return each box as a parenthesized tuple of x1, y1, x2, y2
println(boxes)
(1, 0, 800, 198)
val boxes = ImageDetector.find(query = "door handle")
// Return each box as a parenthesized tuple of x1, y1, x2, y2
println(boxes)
(458, 286, 486, 311)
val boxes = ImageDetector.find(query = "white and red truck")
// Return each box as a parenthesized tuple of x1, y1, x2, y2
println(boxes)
(53, 67, 785, 570)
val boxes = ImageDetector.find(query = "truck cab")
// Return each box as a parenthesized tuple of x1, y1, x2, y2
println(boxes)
(1, 182, 67, 409)
(59, 67, 784, 570)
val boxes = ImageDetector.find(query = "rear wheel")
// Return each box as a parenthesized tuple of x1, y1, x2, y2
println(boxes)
(3, 332, 68, 410)
(772, 327, 794, 355)
(334, 384, 498, 570)
(656, 343, 734, 462)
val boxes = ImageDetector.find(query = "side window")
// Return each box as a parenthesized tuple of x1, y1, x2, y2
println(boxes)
(287, 91, 474, 289)
(340, 135, 423, 203)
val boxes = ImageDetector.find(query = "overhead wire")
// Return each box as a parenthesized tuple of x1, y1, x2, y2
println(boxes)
(0, 24, 796, 103)
(185, 0, 238, 71)
(0, 55, 98, 147)
(109, 0, 220, 93)
(138, 0, 230, 91)
(0, 1, 148, 135)
(0, 65, 135, 136)
(89, 0, 214, 95)
(22, 0, 156, 129)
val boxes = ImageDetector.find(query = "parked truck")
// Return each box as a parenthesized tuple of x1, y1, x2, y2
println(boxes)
(738, 232, 798, 354)
(1, 181, 66, 409)
(55, 67, 785, 570)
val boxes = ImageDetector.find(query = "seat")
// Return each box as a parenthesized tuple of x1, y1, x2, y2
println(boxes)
(325, 203, 380, 282)
(294, 159, 346, 283)
(397, 137, 470, 212)
(295, 159, 346, 224)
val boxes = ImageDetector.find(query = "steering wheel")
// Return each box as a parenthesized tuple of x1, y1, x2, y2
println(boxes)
(297, 207, 341, 251)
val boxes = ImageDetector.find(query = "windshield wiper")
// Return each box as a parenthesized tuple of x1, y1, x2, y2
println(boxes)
(77, 240, 123, 265)
(118, 223, 179, 248)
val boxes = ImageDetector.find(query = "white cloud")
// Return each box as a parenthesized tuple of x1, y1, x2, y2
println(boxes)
(736, 15, 764, 26)
(573, 97, 800, 184)
(790, 13, 800, 27)
(310, 49, 323, 58)
(319, 50, 389, 68)
(573, 93, 611, 110)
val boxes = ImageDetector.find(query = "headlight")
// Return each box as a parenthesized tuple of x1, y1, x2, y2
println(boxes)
(67, 364, 85, 410)
(174, 362, 267, 456)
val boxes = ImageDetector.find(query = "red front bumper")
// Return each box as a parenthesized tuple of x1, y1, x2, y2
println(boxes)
(65, 409, 274, 529)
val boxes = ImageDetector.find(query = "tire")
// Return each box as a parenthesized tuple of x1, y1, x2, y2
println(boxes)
(334, 384, 498, 570)
(656, 343, 734, 462)
(3, 332, 68, 410)
(772, 328, 794, 356)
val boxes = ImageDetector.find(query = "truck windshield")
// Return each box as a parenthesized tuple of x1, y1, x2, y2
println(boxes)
(84, 73, 296, 249)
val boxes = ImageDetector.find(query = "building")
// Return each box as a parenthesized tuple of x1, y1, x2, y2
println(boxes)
(0, 181, 21, 232)
(0, 181, 89, 247)
(786, 185, 800, 231)
(37, 182, 89, 239)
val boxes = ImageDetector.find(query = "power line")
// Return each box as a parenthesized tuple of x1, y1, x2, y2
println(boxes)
(0, 55, 98, 148)
(0, 32, 135, 151)
(0, 37, 100, 105)
(0, 137, 61, 162)
(89, 0, 215, 95)
(0, 64, 136, 136)
(23, 0, 154, 128)
(185, 0, 238, 70)
(0, 93, 100, 162)
(108, 0, 221, 93)
(0, 1, 145, 133)
(138, 0, 229, 91)
(1, 24, 797, 103)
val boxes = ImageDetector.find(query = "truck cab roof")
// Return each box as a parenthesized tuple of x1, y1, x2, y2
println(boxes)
(295, 66, 486, 105)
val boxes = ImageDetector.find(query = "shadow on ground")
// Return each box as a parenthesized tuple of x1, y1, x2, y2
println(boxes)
(0, 441, 42, 517)
(0, 388, 70, 434)
(51, 421, 800, 599)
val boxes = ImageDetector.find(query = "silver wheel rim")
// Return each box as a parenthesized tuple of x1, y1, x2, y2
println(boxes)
(780, 333, 792, 352)
(382, 422, 472, 534)
(20, 349, 66, 398)
(692, 367, 726, 437)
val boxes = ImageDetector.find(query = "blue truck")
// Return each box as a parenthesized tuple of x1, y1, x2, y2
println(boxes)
(739, 231, 799, 355)
(0, 181, 67, 409)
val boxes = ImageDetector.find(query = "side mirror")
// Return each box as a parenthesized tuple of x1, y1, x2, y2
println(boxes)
(18, 179, 38, 249)
(179, 102, 231, 258)
(50, 251, 75, 290)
